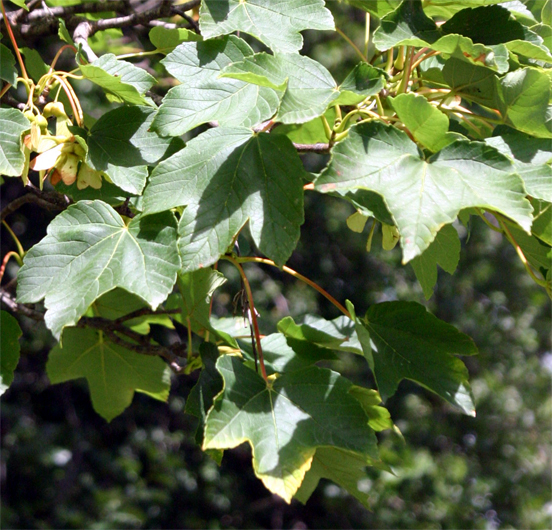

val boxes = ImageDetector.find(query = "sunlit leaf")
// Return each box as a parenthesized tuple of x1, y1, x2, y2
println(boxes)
(0, 109, 30, 177)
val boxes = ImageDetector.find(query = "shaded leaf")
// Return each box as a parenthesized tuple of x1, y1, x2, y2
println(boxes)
(335, 63, 387, 106)
(411, 224, 461, 299)
(47, 327, 170, 422)
(149, 26, 201, 53)
(152, 37, 279, 136)
(143, 127, 305, 271)
(221, 52, 339, 124)
(272, 108, 336, 144)
(0, 311, 22, 396)
(203, 355, 378, 502)
(0, 43, 17, 85)
(358, 301, 478, 415)
(349, 385, 394, 432)
(17, 201, 180, 338)
(199, 0, 334, 53)
(87, 106, 183, 194)
(0, 109, 30, 177)
(531, 199, 552, 245)
(315, 122, 532, 263)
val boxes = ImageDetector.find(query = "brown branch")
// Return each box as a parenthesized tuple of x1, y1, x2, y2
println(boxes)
(0, 286, 43, 320)
(293, 142, 331, 154)
(1, 190, 70, 221)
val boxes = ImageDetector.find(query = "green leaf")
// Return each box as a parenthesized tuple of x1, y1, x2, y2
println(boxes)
(203, 355, 378, 502)
(17, 201, 180, 338)
(440, 5, 552, 62)
(485, 126, 552, 202)
(149, 26, 201, 54)
(8, 0, 28, 10)
(373, 1, 509, 71)
(0, 311, 22, 396)
(93, 288, 174, 334)
(272, 108, 336, 145)
(335, 63, 387, 106)
(55, 179, 132, 207)
(80, 54, 156, 105)
(20, 48, 48, 82)
(277, 314, 362, 354)
(422, 0, 506, 19)
(238, 333, 337, 374)
(143, 127, 305, 271)
(315, 122, 533, 263)
(349, 385, 394, 432)
(199, 0, 334, 53)
(87, 106, 183, 194)
(358, 301, 478, 415)
(170, 268, 227, 335)
(345, 0, 400, 18)
(221, 52, 339, 124)
(411, 224, 461, 299)
(389, 92, 454, 152)
(186, 342, 224, 462)
(0, 43, 17, 85)
(497, 68, 552, 138)
(531, 199, 552, 245)
(294, 447, 378, 507)
(152, 37, 279, 136)
(58, 19, 75, 47)
(0, 108, 30, 177)
(507, 222, 552, 274)
(47, 327, 170, 422)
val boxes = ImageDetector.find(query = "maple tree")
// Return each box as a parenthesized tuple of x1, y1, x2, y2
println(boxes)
(1, 0, 550, 508)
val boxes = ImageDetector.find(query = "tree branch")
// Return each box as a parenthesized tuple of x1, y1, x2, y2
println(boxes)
(293, 142, 331, 154)
(0, 286, 44, 320)
(1, 189, 71, 222)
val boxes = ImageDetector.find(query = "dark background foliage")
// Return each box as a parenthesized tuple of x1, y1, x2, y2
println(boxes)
(1, 2, 551, 529)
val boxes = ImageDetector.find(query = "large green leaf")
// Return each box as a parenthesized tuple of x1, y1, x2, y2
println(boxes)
(79, 54, 156, 105)
(86, 106, 183, 194)
(389, 92, 455, 152)
(152, 37, 279, 136)
(411, 224, 461, 299)
(47, 327, 170, 422)
(17, 201, 180, 338)
(199, 0, 334, 53)
(315, 122, 533, 263)
(357, 301, 477, 415)
(143, 127, 305, 271)
(496, 68, 552, 138)
(0, 311, 22, 396)
(0, 109, 30, 177)
(203, 355, 378, 502)
(485, 127, 552, 202)
(221, 52, 339, 124)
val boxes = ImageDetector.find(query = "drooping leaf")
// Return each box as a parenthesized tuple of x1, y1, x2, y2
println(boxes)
(411, 224, 461, 299)
(143, 127, 305, 271)
(80, 54, 156, 105)
(315, 122, 533, 263)
(335, 63, 387, 106)
(86, 106, 183, 194)
(17, 201, 180, 338)
(496, 68, 552, 138)
(0, 109, 30, 177)
(221, 52, 340, 124)
(55, 179, 132, 207)
(294, 447, 378, 508)
(149, 26, 202, 54)
(186, 342, 224, 462)
(506, 222, 552, 275)
(47, 327, 171, 422)
(203, 355, 378, 502)
(357, 301, 478, 415)
(272, 108, 336, 145)
(389, 92, 455, 152)
(0, 311, 22, 396)
(168, 268, 227, 335)
(20, 47, 48, 82)
(485, 126, 552, 202)
(349, 385, 394, 432)
(0, 43, 17, 85)
(278, 314, 362, 354)
(238, 333, 337, 374)
(199, 0, 335, 53)
(152, 37, 279, 136)
(8, 0, 28, 10)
